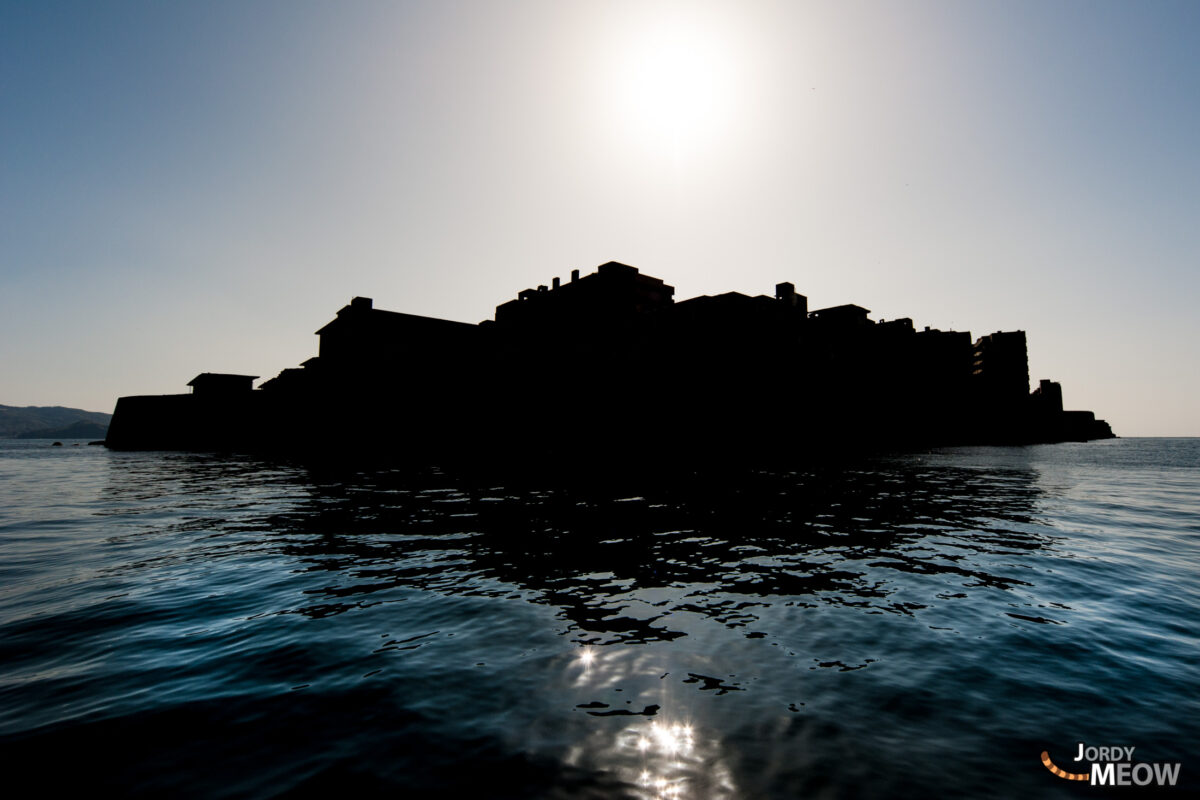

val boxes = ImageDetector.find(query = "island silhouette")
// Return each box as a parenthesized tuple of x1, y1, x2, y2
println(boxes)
(105, 261, 1113, 459)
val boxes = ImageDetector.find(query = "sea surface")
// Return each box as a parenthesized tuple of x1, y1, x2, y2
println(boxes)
(1, 437, 1197, 798)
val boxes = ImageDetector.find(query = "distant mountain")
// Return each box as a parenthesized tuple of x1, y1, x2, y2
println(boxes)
(0, 405, 112, 439)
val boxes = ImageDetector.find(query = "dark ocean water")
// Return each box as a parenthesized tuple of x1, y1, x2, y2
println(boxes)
(1, 438, 1196, 798)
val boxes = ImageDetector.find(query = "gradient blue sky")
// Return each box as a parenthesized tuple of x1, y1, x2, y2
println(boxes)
(2, 1, 1197, 435)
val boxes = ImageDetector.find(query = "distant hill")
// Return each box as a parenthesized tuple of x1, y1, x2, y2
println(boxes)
(0, 405, 112, 439)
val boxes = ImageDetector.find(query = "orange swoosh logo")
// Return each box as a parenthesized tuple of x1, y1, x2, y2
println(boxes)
(1041, 751, 1089, 781)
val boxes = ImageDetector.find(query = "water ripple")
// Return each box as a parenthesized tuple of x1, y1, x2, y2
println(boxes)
(1, 439, 1197, 796)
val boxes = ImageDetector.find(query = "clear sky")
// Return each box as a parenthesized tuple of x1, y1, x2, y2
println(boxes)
(2, 0, 1197, 435)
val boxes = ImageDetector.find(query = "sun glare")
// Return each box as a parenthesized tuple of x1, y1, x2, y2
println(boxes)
(600, 14, 741, 164)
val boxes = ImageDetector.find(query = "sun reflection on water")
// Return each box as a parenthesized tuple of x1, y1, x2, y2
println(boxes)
(566, 645, 737, 799)
(626, 720, 696, 798)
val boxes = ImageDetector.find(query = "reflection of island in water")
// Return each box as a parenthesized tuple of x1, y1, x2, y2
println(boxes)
(106, 261, 1112, 455)
(212, 457, 1052, 643)
(92, 455, 1060, 798)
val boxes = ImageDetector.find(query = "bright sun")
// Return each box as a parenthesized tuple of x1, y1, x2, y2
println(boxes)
(601, 15, 740, 164)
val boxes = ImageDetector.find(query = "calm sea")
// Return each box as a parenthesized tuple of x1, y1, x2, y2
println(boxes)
(1, 438, 1196, 798)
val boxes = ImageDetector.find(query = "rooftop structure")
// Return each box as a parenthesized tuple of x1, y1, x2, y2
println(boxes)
(186, 373, 258, 396)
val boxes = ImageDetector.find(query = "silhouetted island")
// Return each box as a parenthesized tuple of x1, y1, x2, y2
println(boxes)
(105, 262, 1113, 459)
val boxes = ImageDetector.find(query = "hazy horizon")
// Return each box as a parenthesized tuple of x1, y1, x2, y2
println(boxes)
(3, 1, 1198, 435)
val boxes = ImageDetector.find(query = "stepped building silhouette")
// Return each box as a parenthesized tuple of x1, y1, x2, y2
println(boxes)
(105, 262, 1114, 457)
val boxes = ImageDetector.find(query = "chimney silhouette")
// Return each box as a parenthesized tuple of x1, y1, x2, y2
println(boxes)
(775, 282, 806, 314)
